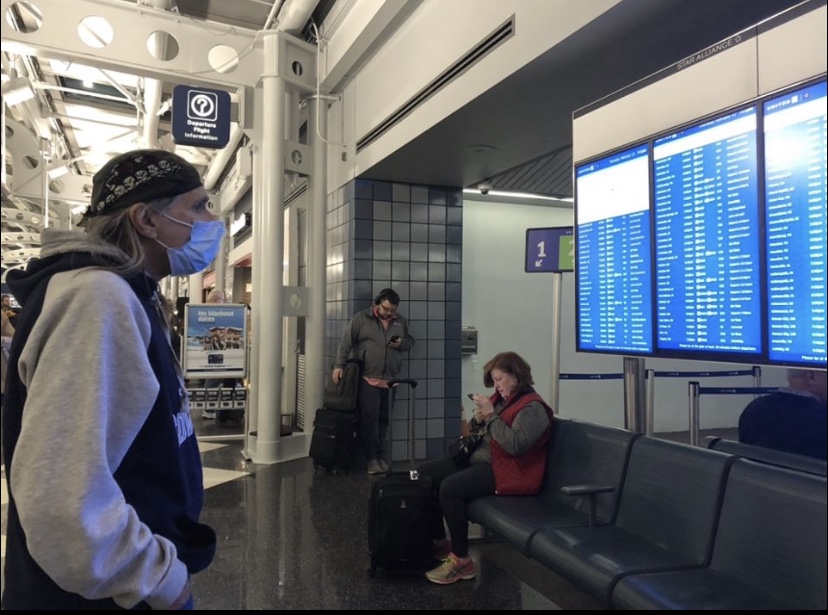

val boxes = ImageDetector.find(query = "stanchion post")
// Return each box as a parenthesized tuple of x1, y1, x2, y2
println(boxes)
(752, 365, 762, 395)
(549, 272, 563, 412)
(623, 357, 646, 433)
(688, 381, 700, 447)
(645, 369, 655, 436)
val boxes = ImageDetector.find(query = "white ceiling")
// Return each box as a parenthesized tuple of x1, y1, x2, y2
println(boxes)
(1, 0, 810, 280)
(2, 0, 326, 278)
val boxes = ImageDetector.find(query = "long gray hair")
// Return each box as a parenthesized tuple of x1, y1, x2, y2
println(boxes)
(82, 196, 175, 277)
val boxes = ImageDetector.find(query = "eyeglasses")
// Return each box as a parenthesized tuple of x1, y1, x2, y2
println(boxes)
(378, 302, 397, 314)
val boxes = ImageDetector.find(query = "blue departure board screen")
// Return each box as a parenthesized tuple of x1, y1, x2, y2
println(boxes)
(572, 76, 827, 369)
(575, 144, 653, 354)
(763, 79, 827, 367)
(652, 106, 762, 358)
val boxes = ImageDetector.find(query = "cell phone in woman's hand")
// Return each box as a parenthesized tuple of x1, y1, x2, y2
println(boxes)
(388, 335, 401, 345)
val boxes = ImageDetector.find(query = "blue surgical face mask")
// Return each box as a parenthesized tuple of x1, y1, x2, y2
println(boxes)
(155, 213, 225, 276)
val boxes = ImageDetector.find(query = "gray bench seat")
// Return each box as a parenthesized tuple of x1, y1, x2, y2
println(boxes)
(467, 418, 637, 554)
(705, 436, 827, 477)
(528, 437, 733, 606)
(611, 457, 828, 610)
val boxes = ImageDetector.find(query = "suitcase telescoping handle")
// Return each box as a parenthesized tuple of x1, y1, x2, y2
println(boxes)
(388, 378, 417, 389)
(387, 379, 419, 472)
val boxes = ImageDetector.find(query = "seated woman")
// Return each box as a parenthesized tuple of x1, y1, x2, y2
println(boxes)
(417, 351, 554, 585)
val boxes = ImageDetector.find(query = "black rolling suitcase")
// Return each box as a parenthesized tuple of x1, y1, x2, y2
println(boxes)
(310, 359, 363, 474)
(368, 379, 435, 578)
(309, 407, 359, 475)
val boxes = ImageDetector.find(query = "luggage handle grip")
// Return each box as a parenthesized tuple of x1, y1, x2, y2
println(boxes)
(388, 378, 418, 389)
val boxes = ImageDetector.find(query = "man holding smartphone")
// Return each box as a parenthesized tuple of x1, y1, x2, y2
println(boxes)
(332, 288, 415, 475)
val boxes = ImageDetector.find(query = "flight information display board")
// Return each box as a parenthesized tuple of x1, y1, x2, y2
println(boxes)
(575, 144, 653, 354)
(763, 79, 827, 366)
(652, 105, 762, 358)
(573, 76, 826, 369)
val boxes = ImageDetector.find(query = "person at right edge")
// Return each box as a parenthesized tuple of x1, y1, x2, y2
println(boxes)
(738, 367, 827, 460)
(332, 288, 415, 476)
(418, 351, 554, 585)
(1, 149, 219, 609)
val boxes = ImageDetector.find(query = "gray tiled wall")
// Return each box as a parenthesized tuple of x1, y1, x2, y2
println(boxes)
(326, 178, 463, 461)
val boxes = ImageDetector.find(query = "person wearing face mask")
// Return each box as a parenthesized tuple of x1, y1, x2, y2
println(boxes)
(1, 149, 219, 610)
(417, 351, 554, 585)
(332, 288, 415, 475)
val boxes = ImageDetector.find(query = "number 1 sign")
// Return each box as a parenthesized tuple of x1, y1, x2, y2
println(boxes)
(525, 227, 574, 272)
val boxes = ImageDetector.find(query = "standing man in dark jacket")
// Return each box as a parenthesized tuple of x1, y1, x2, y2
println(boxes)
(332, 288, 415, 475)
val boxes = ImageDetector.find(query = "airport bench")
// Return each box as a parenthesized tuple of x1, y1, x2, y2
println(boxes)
(612, 457, 827, 610)
(527, 436, 732, 606)
(468, 422, 828, 610)
(704, 435, 827, 477)
(467, 418, 637, 555)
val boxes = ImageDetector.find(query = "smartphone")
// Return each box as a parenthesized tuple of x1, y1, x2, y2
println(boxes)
(389, 335, 401, 344)
(467, 393, 475, 400)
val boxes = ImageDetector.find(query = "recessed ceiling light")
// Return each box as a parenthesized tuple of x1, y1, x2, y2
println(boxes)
(462, 188, 573, 203)
(466, 144, 496, 154)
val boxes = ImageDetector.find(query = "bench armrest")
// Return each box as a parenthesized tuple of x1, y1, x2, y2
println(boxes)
(560, 484, 615, 526)
(560, 484, 615, 496)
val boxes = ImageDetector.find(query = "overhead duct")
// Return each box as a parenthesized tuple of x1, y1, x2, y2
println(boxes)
(356, 16, 515, 153)
(274, 0, 319, 34)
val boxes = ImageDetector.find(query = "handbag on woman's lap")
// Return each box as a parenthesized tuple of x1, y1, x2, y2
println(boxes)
(449, 432, 484, 463)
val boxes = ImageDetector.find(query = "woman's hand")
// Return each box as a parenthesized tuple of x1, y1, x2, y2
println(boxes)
(469, 393, 495, 422)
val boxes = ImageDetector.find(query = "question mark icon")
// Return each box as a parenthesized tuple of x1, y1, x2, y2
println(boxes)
(188, 91, 217, 120)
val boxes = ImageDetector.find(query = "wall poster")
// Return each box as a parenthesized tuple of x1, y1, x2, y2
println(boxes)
(183, 303, 248, 379)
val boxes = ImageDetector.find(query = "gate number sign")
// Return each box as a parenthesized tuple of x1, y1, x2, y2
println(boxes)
(525, 226, 574, 272)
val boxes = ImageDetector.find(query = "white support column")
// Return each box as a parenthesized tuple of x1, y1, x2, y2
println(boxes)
(189, 271, 204, 303)
(215, 218, 228, 297)
(244, 148, 264, 461)
(305, 95, 328, 429)
(170, 276, 180, 303)
(252, 30, 287, 464)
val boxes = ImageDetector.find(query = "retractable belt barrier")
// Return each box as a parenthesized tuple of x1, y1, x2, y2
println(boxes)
(559, 373, 624, 380)
(687, 380, 779, 447)
(644, 366, 762, 441)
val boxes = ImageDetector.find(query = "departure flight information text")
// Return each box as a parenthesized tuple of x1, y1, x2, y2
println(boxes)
(576, 144, 653, 354)
(653, 106, 762, 356)
(764, 80, 827, 366)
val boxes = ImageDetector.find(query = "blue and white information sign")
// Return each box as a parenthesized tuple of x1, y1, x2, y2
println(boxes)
(172, 85, 231, 148)
(183, 303, 248, 378)
(525, 226, 574, 272)
(653, 106, 761, 356)
(575, 144, 653, 354)
(763, 79, 827, 367)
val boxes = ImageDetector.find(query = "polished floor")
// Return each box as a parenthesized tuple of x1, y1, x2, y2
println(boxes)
(1, 412, 737, 610)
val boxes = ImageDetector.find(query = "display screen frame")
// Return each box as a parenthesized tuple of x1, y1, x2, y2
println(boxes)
(572, 73, 827, 370)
